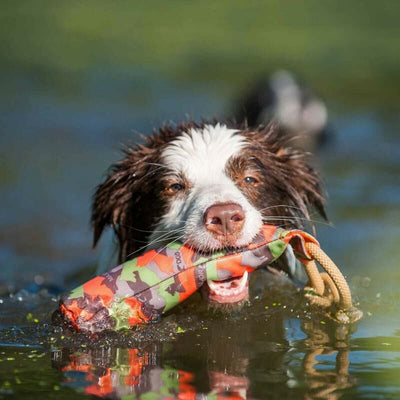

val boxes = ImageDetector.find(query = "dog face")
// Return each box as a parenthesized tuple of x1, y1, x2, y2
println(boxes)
(92, 122, 326, 303)
(149, 124, 263, 252)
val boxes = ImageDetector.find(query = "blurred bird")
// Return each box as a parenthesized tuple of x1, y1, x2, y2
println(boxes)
(233, 70, 330, 152)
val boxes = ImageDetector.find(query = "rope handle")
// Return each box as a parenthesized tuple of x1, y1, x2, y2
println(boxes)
(300, 242, 363, 323)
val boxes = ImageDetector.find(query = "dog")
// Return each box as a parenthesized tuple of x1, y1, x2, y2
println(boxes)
(91, 122, 326, 304)
(233, 70, 330, 152)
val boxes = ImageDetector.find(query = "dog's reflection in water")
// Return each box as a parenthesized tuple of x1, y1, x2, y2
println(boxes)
(52, 314, 356, 400)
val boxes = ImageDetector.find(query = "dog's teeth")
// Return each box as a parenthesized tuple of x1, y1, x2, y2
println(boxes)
(207, 279, 219, 292)
(207, 270, 249, 297)
(238, 270, 248, 292)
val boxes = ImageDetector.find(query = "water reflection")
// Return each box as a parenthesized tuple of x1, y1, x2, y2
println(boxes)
(52, 316, 357, 399)
(53, 342, 254, 399)
(54, 346, 193, 398)
(301, 320, 356, 400)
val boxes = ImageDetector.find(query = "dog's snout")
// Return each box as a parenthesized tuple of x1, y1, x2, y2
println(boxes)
(204, 203, 245, 237)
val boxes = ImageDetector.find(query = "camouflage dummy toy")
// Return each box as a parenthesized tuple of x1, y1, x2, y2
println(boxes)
(58, 225, 361, 333)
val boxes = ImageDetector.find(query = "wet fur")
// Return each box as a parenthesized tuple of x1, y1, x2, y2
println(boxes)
(92, 122, 326, 263)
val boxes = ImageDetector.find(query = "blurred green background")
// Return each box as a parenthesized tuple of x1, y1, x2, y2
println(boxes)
(1, 0, 399, 108)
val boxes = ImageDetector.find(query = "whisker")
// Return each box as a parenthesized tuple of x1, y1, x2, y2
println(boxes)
(258, 205, 330, 228)
(258, 204, 305, 213)
(145, 229, 185, 245)
(262, 215, 333, 227)
(142, 233, 187, 264)
(124, 228, 185, 245)
(125, 229, 186, 259)
(119, 223, 185, 234)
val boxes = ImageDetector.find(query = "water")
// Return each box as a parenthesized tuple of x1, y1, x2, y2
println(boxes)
(1, 3, 400, 395)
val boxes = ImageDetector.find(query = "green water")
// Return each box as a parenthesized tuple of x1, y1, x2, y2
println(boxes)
(1, 2, 400, 398)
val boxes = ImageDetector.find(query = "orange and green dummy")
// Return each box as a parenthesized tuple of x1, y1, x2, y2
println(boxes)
(59, 225, 318, 333)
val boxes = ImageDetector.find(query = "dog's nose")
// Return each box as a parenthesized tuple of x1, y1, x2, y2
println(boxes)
(204, 203, 245, 237)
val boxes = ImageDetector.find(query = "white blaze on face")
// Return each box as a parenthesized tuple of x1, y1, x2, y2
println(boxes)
(147, 124, 263, 251)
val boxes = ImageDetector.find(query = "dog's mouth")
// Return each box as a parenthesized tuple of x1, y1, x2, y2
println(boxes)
(186, 225, 261, 304)
(205, 271, 249, 304)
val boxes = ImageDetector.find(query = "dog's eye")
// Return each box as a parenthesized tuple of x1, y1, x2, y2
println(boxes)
(166, 183, 184, 194)
(244, 176, 257, 185)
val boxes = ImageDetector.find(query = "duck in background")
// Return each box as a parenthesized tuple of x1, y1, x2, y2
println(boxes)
(232, 70, 331, 152)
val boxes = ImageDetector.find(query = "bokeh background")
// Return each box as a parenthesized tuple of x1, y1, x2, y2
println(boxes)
(1, 1, 400, 398)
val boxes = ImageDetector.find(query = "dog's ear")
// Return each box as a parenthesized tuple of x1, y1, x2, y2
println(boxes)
(91, 144, 159, 261)
(269, 128, 327, 228)
(274, 144, 327, 224)
(246, 125, 327, 230)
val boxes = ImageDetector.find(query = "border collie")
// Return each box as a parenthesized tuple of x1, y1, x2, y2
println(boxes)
(92, 122, 326, 304)
(233, 70, 330, 151)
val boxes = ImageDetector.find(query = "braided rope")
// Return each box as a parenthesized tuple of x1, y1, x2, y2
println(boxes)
(304, 242, 353, 310)
(302, 259, 325, 296)
(320, 272, 340, 304)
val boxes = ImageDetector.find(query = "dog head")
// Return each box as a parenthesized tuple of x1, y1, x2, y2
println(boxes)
(92, 122, 326, 303)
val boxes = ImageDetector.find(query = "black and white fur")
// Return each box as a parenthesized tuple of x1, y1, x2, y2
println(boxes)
(92, 122, 326, 302)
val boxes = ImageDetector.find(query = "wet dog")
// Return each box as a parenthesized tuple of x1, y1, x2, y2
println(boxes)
(91, 122, 326, 304)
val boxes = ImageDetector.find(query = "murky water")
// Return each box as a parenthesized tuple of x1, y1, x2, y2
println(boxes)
(1, 70, 400, 399)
